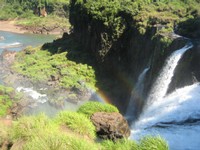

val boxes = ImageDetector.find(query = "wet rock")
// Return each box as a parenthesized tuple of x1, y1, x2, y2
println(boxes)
(90, 112, 130, 141)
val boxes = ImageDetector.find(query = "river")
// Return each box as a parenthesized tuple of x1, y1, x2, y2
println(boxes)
(0, 31, 81, 117)
(0, 31, 55, 52)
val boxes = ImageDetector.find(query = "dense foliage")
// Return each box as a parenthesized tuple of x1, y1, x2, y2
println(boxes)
(0, 0, 70, 19)
(12, 46, 96, 90)
(70, 0, 200, 59)
(0, 85, 21, 116)
(0, 102, 169, 150)
(0, 0, 70, 32)
(54, 111, 96, 139)
(71, 0, 200, 34)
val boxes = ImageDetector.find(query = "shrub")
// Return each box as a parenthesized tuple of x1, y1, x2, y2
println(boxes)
(77, 101, 119, 117)
(139, 136, 169, 150)
(54, 111, 96, 139)
(23, 131, 99, 150)
(101, 139, 138, 150)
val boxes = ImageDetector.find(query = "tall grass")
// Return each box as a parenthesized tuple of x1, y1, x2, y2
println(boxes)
(101, 139, 138, 150)
(54, 111, 96, 139)
(139, 136, 169, 150)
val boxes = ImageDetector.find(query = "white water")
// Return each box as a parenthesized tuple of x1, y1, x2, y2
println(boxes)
(130, 43, 200, 149)
(0, 42, 23, 49)
(126, 67, 149, 119)
(147, 43, 193, 105)
(131, 83, 200, 150)
(16, 87, 48, 104)
(16, 86, 81, 117)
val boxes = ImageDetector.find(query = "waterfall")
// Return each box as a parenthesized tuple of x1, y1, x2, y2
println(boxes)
(131, 83, 200, 150)
(147, 43, 193, 105)
(130, 43, 200, 150)
(125, 67, 149, 121)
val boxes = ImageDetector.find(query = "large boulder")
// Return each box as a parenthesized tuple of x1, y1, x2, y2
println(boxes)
(90, 112, 130, 141)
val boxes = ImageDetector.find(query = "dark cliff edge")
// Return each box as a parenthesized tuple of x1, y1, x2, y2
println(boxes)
(44, 1, 200, 114)
(168, 17, 200, 93)
(168, 40, 200, 93)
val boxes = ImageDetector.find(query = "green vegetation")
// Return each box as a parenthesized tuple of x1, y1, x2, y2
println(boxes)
(139, 136, 169, 150)
(0, 123, 10, 146)
(16, 15, 70, 31)
(12, 46, 96, 90)
(102, 139, 138, 150)
(71, 0, 200, 35)
(0, 110, 169, 150)
(70, 0, 200, 59)
(23, 131, 99, 150)
(0, 85, 16, 116)
(11, 114, 55, 140)
(54, 111, 96, 139)
(0, 0, 70, 33)
(0, 0, 70, 20)
(11, 113, 99, 150)
(77, 101, 119, 117)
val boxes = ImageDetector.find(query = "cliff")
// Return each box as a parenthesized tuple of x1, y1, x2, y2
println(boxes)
(67, 0, 200, 113)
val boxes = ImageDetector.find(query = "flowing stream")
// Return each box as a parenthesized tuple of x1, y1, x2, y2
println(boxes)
(130, 43, 200, 149)
(147, 43, 193, 105)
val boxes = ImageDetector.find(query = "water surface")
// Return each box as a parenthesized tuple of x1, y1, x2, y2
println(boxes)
(0, 31, 56, 52)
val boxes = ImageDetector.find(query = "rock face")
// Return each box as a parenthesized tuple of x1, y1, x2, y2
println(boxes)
(168, 41, 200, 93)
(69, 0, 191, 113)
(90, 112, 130, 140)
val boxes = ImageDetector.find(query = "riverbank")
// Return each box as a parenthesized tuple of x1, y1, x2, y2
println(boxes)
(0, 20, 26, 34)
(0, 19, 69, 35)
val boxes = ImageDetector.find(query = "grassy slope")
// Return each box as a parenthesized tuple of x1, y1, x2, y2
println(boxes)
(12, 46, 97, 91)
(0, 102, 169, 150)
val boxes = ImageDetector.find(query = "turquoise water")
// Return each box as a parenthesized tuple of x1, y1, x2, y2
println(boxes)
(0, 31, 56, 53)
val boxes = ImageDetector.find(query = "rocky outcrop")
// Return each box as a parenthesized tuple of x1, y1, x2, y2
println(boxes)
(90, 112, 130, 140)
(68, 1, 192, 114)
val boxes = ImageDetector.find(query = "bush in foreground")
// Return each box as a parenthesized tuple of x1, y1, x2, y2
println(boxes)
(102, 139, 138, 150)
(139, 136, 169, 150)
(77, 101, 119, 117)
(54, 111, 96, 139)
(1, 110, 169, 150)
